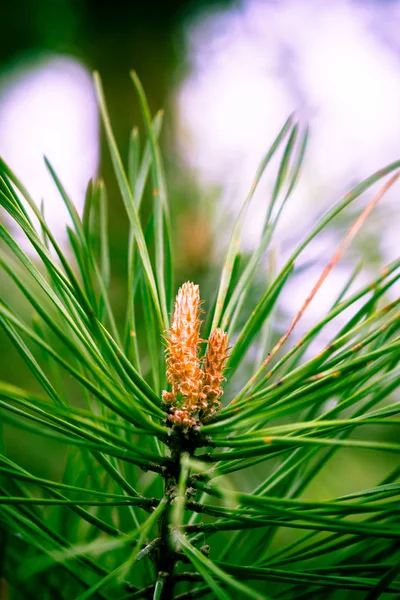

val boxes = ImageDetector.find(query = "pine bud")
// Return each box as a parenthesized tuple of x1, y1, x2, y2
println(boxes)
(163, 283, 228, 428)
(202, 328, 228, 416)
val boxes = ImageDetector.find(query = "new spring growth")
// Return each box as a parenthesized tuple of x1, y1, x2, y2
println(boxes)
(162, 282, 229, 428)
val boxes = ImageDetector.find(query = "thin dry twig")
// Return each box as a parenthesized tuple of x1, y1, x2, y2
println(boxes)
(259, 170, 400, 375)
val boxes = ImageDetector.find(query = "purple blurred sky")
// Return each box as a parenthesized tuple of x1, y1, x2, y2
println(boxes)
(175, 0, 400, 252)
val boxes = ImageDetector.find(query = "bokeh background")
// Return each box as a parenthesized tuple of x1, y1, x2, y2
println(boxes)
(0, 0, 399, 511)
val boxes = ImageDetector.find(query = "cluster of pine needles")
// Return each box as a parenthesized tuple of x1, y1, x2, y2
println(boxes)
(0, 71, 399, 599)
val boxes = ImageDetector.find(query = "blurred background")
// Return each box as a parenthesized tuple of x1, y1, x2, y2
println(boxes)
(0, 0, 399, 495)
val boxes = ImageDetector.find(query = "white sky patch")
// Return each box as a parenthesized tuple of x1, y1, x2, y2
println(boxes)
(0, 55, 99, 245)
(175, 0, 400, 264)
